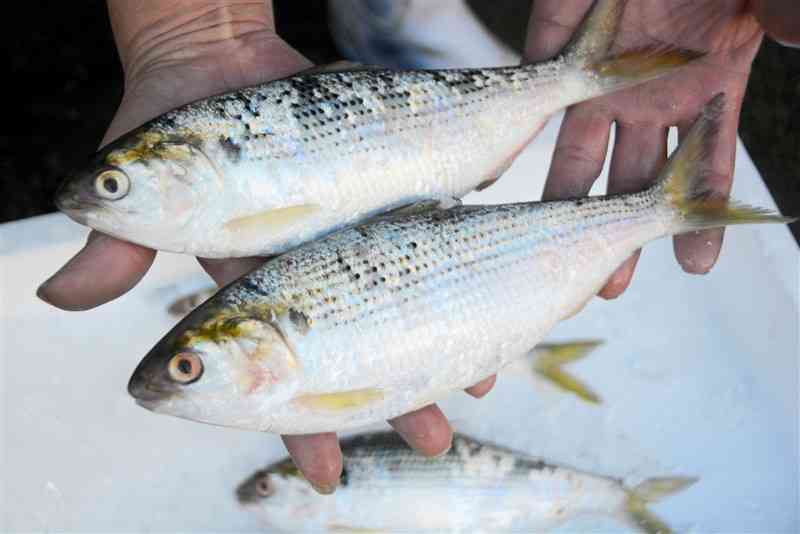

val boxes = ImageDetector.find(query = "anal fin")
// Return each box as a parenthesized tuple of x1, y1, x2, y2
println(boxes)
(293, 388, 384, 411)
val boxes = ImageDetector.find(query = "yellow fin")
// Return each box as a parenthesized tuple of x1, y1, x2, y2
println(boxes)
(224, 204, 322, 234)
(659, 94, 795, 231)
(624, 477, 698, 534)
(293, 388, 384, 411)
(533, 340, 603, 404)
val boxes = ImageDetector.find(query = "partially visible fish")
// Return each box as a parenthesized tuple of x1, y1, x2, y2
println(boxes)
(236, 431, 698, 533)
(127, 95, 794, 434)
(530, 340, 604, 404)
(168, 286, 217, 318)
(56, 0, 702, 258)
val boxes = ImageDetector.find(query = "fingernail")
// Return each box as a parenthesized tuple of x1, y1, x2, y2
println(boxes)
(310, 481, 337, 495)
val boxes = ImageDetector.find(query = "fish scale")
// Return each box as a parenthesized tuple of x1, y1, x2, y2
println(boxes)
(233, 198, 655, 334)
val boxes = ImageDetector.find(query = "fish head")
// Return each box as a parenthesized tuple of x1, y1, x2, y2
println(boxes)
(56, 125, 218, 249)
(237, 461, 328, 527)
(128, 301, 301, 429)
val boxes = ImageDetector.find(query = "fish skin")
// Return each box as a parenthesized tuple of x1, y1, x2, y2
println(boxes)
(236, 432, 696, 533)
(130, 196, 663, 432)
(55, 0, 703, 258)
(126, 94, 793, 434)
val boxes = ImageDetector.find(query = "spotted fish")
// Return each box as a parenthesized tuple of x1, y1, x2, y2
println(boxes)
(236, 431, 698, 533)
(127, 95, 793, 434)
(56, 0, 702, 257)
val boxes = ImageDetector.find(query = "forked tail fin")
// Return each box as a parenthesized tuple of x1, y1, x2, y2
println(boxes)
(550, 0, 704, 98)
(533, 340, 603, 404)
(623, 477, 698, 534)
(657, 93, 795, 232)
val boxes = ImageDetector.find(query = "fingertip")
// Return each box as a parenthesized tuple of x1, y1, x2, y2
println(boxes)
(389, 405, 453, 457)
(598, 252, 640, 299)
(37, 232, 155, 310)
(282, 433, 342, 494)
(674, 229, 724, 274)
(465, 375, 496, 398)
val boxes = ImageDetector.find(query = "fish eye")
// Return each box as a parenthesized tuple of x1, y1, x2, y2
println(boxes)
(256, 475, 273, 497)
(167, 352, 204, 384)
(94, 169, 129, 200)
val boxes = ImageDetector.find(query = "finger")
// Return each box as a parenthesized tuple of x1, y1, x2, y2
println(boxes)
(36, 231, 155, 311)
(543, 105, 612, 201)
(599, 121, 668, 299)
(525, 0, 595, 61)
(465, 375, 496, 398)
(752, 0, 800, 45)
(673, 101, 740, 274)
(282, 433, 342, 494)
(388, 404, 453, 457)
(198, 256, 270, 287)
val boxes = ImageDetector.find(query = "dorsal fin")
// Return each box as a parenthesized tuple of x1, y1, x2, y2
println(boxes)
(300, 61, 386, 75)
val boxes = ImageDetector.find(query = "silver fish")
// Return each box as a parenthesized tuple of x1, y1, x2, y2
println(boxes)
(127, 95, 793, 434)
(56, 0, 701, 258)
(236, 431, 698, 533)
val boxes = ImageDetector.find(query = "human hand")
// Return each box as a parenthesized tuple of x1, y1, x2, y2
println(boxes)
(526, 0, 765, 298)
(37, 0, 495, 494)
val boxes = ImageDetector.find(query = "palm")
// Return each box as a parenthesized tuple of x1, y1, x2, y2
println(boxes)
(526, 0, 763, 297)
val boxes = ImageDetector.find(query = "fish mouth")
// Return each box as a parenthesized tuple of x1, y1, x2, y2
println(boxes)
(128, 374, 177, 404)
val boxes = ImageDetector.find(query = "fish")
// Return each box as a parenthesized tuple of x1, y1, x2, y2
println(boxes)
(126, 95, 793, 433)
(55, 0, 703, 258)
(236, 431, 698, 533)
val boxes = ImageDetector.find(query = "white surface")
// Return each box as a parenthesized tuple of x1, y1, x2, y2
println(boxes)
(2, 114, 798, 532)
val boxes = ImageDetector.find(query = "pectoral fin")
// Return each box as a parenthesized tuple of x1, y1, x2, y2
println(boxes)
(533, 340, 603, 404)
(224, 204, 322, 235)
(376, 197, 462, 220)
(293, 388, 384, 411)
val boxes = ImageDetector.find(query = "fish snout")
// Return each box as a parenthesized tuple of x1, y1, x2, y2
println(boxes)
(127, 365, 180, 404)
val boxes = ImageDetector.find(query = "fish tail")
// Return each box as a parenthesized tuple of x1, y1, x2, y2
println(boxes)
(657, 93, 795, 232)
(623, 477, 698, 534)
(553, 0, 703, 97)
(533, 341, 603, 404)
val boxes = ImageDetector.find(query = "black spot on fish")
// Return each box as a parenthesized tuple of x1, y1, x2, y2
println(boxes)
(514, 457, 553, 473)
(289, 309, 310, 334)
(238, 278, 260, 295)
(219, 136, 241, 163)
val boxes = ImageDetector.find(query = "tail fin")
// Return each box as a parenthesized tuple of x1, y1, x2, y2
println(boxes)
(658, 93, 795, 232)
(556, 0, 704, 95)
(533, 340, 603, 404)
(624, 477, 698, 534)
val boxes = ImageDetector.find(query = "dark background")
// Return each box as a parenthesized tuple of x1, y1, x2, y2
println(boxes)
(5, 1, 799, 241)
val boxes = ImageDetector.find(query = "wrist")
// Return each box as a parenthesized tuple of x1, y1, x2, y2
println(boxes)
(107, 0, 277, 83)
